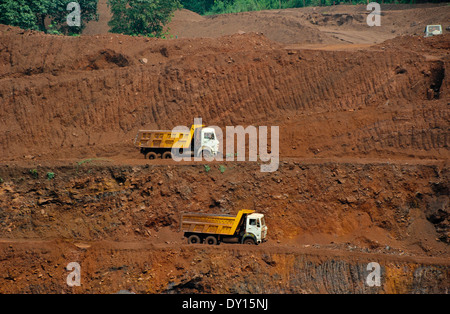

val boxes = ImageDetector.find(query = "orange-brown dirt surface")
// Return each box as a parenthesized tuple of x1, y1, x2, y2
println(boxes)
(0, 3, 449, 294)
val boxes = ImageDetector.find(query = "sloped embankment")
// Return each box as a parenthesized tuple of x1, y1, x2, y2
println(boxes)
(0, 26, 448, 161)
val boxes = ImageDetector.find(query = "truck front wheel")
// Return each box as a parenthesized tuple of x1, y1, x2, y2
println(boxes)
(202, 150, 212, 158)
(243, 237, 256, 245)
(187, 234, 201, 244)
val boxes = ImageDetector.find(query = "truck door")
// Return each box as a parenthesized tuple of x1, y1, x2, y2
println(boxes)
(246, 217, 260, 240)
(201, 129, 218, 156)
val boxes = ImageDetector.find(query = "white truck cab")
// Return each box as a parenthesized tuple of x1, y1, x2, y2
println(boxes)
(424, 25, 442, 37)
(199, 127, 220, 157)
(245, 213, 268, 244)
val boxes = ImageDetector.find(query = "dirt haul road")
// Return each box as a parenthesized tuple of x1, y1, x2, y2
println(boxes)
(0, 3, 449, 294)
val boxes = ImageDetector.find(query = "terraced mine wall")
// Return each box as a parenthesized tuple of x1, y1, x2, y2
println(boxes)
(0, 28, 448, 161)
(0, 161, 448, 293)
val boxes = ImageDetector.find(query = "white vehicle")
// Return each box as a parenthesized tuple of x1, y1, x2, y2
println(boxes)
(424, 25, 442, 37)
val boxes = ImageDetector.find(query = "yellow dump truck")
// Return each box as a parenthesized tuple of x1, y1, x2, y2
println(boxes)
(134, 123, 219, 159)
(180, 209, 268, 245)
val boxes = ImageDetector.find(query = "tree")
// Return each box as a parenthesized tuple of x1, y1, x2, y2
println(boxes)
(0, 0, 98, 35)
(0, 0, 47, 32)
(107, 0, 181, 37)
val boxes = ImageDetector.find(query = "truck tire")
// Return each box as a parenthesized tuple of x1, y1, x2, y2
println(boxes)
(242, 237, 256, 245)
(188, 234, 201, 244)
(162, 151, 172, 159)
(201, 149, 212, 158)
(146, 152, 157, 160)
(205, 236, 218, 245)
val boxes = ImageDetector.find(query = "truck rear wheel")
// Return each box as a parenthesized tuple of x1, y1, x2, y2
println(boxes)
(205, 236, 218, 245)
(162, 151, 172, 159)
(187, 234, 201, 244)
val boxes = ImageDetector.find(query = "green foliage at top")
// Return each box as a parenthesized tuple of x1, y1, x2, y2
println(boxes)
(107, 0, 181, 37)
(0, 0, 41, 31)
(0, 0, 98, 35)
(180, 0, 447, 15)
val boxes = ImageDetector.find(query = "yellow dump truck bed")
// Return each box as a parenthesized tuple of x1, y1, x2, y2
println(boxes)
(181, 209, 255, 236)
(134, 130, 191, 149)
(134, 124, 204, 150)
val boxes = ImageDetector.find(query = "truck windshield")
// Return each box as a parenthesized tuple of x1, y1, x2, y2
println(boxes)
(204, 132, 215, 140)
(250, 217, 263, 228)
(429, 26, 440, 32)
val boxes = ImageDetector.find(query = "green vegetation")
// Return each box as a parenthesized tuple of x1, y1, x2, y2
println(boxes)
(0, 0, 179, 38)
(181, 0, 445, 15)
(29, 169, 38, 178)
(107, 0, 181, 37)
(0, 0, 98, 35)
(47, 172, 56, 180)
(218, 165, 227, 173)
(204, 165, 211, 172)
(0, 177, 3, 184)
